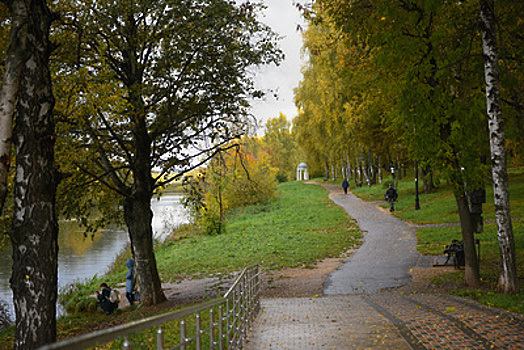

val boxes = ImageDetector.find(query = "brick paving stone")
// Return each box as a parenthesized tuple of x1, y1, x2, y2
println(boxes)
(366, 292, 524, 349)
(245, 296, 410, 350)
(407, 294, 524, 349)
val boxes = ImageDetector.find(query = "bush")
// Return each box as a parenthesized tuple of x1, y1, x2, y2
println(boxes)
(183, 146, 278, 235)
(86, 298, 98, 313)
(275, 171, 288, 183)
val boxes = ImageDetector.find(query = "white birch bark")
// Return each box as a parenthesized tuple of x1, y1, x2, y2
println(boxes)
(480, 0, 519, 294)
(0, 0, 27, 214)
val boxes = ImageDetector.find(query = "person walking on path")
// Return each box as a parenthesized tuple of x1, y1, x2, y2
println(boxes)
(385, 184, 398, 212)
(341, 178, 349, 194)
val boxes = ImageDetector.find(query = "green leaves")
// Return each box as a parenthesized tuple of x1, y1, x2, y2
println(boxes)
(53, 0, 283, 220)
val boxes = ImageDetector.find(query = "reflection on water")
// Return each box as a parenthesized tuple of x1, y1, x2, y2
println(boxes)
(0, 194, 188, 318)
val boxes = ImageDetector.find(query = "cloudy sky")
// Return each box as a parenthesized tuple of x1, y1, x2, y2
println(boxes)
(250, 0, 306, 135)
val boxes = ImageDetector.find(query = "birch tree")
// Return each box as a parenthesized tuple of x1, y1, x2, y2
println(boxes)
(0, 1, 25, 216)
(480, 0, 519, 294)
(1, 0, 59, 348)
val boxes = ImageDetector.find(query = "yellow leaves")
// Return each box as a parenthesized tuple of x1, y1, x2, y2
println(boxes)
(446, 307, 456, 312)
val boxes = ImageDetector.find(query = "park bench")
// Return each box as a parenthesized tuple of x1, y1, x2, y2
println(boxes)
(443, 239, 465, 269)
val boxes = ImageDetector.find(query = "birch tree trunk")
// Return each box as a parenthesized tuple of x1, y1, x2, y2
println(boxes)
(9, 0, 58, 347)
(0, 0, 27, 215)
(480, 0, 519, 294)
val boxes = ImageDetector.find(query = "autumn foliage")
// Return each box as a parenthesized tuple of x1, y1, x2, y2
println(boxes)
(183, 139, 277, 235)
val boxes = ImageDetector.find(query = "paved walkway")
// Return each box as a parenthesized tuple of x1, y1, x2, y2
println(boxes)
(323, 190, 419, 294)
(245, 186, 524, 349)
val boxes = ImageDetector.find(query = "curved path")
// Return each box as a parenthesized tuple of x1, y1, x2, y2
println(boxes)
(323, 189, 419, 294)
(245, 184, 524, 349)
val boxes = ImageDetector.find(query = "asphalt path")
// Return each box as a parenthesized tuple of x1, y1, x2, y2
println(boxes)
(322, 188, 420, 295)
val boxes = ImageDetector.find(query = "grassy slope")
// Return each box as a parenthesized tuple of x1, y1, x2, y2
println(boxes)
(155, 181, 361, 278)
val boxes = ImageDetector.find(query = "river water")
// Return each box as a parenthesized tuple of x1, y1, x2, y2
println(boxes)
(0, 193, 188, 318)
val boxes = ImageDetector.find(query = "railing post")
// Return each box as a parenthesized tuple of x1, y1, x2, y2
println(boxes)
(227, 296, 232, 349)
(122, 337, 131, 350)
(196, 313, 202, 350)
(180, 320, 186, 350)
(157, 326, 164, 350)
(218, 305, 224, 350)
(255, 265, 260, 313)
(241, 278, 247, 344)
(209, 308, 215, 350)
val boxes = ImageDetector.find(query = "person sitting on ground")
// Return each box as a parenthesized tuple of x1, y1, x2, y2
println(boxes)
(384, 184, 398, 212)
(125, 258, 136, 305)
(96, 282, 117, 315)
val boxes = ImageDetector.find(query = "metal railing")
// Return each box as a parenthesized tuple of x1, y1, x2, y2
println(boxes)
(38, 265, 260, 350)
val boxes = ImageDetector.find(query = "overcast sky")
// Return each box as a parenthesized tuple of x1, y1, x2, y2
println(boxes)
(251, 0, 306, 135)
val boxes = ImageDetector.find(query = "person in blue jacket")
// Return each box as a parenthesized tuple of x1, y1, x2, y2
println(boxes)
(342, 178, 349, 194)
(125, 258, 137, 305)
(384, 184, 398, 212)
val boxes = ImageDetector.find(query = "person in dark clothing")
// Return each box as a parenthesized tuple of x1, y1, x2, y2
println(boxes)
(384, 184, 398, 212)
(342, 178, 349, 194)
(96, 282, 116, 315)
(125, 258, 136, 305)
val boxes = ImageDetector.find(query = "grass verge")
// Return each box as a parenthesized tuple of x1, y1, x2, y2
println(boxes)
(155, 181, 361, 279)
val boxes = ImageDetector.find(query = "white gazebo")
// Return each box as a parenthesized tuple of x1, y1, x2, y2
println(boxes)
(296, 163, 309, 181)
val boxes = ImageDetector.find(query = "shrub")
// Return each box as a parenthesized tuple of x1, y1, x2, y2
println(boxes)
(183, 144, 278, 235)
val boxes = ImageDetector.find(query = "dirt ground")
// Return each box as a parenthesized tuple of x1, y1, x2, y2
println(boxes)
(258, 254, 459, 298)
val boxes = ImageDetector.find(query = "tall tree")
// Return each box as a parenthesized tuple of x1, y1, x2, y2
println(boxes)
(4, 0, 58, 348)
(262, 113, 299, 180)
(297, 0, 522, 290)
(311, 0, 490, 286)
(480, 0, 518, 294)
(0, 2, 23, 216)
(57, 0, 282, 305)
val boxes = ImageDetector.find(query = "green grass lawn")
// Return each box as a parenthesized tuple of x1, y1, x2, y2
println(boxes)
(155, 181, 361, 279)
